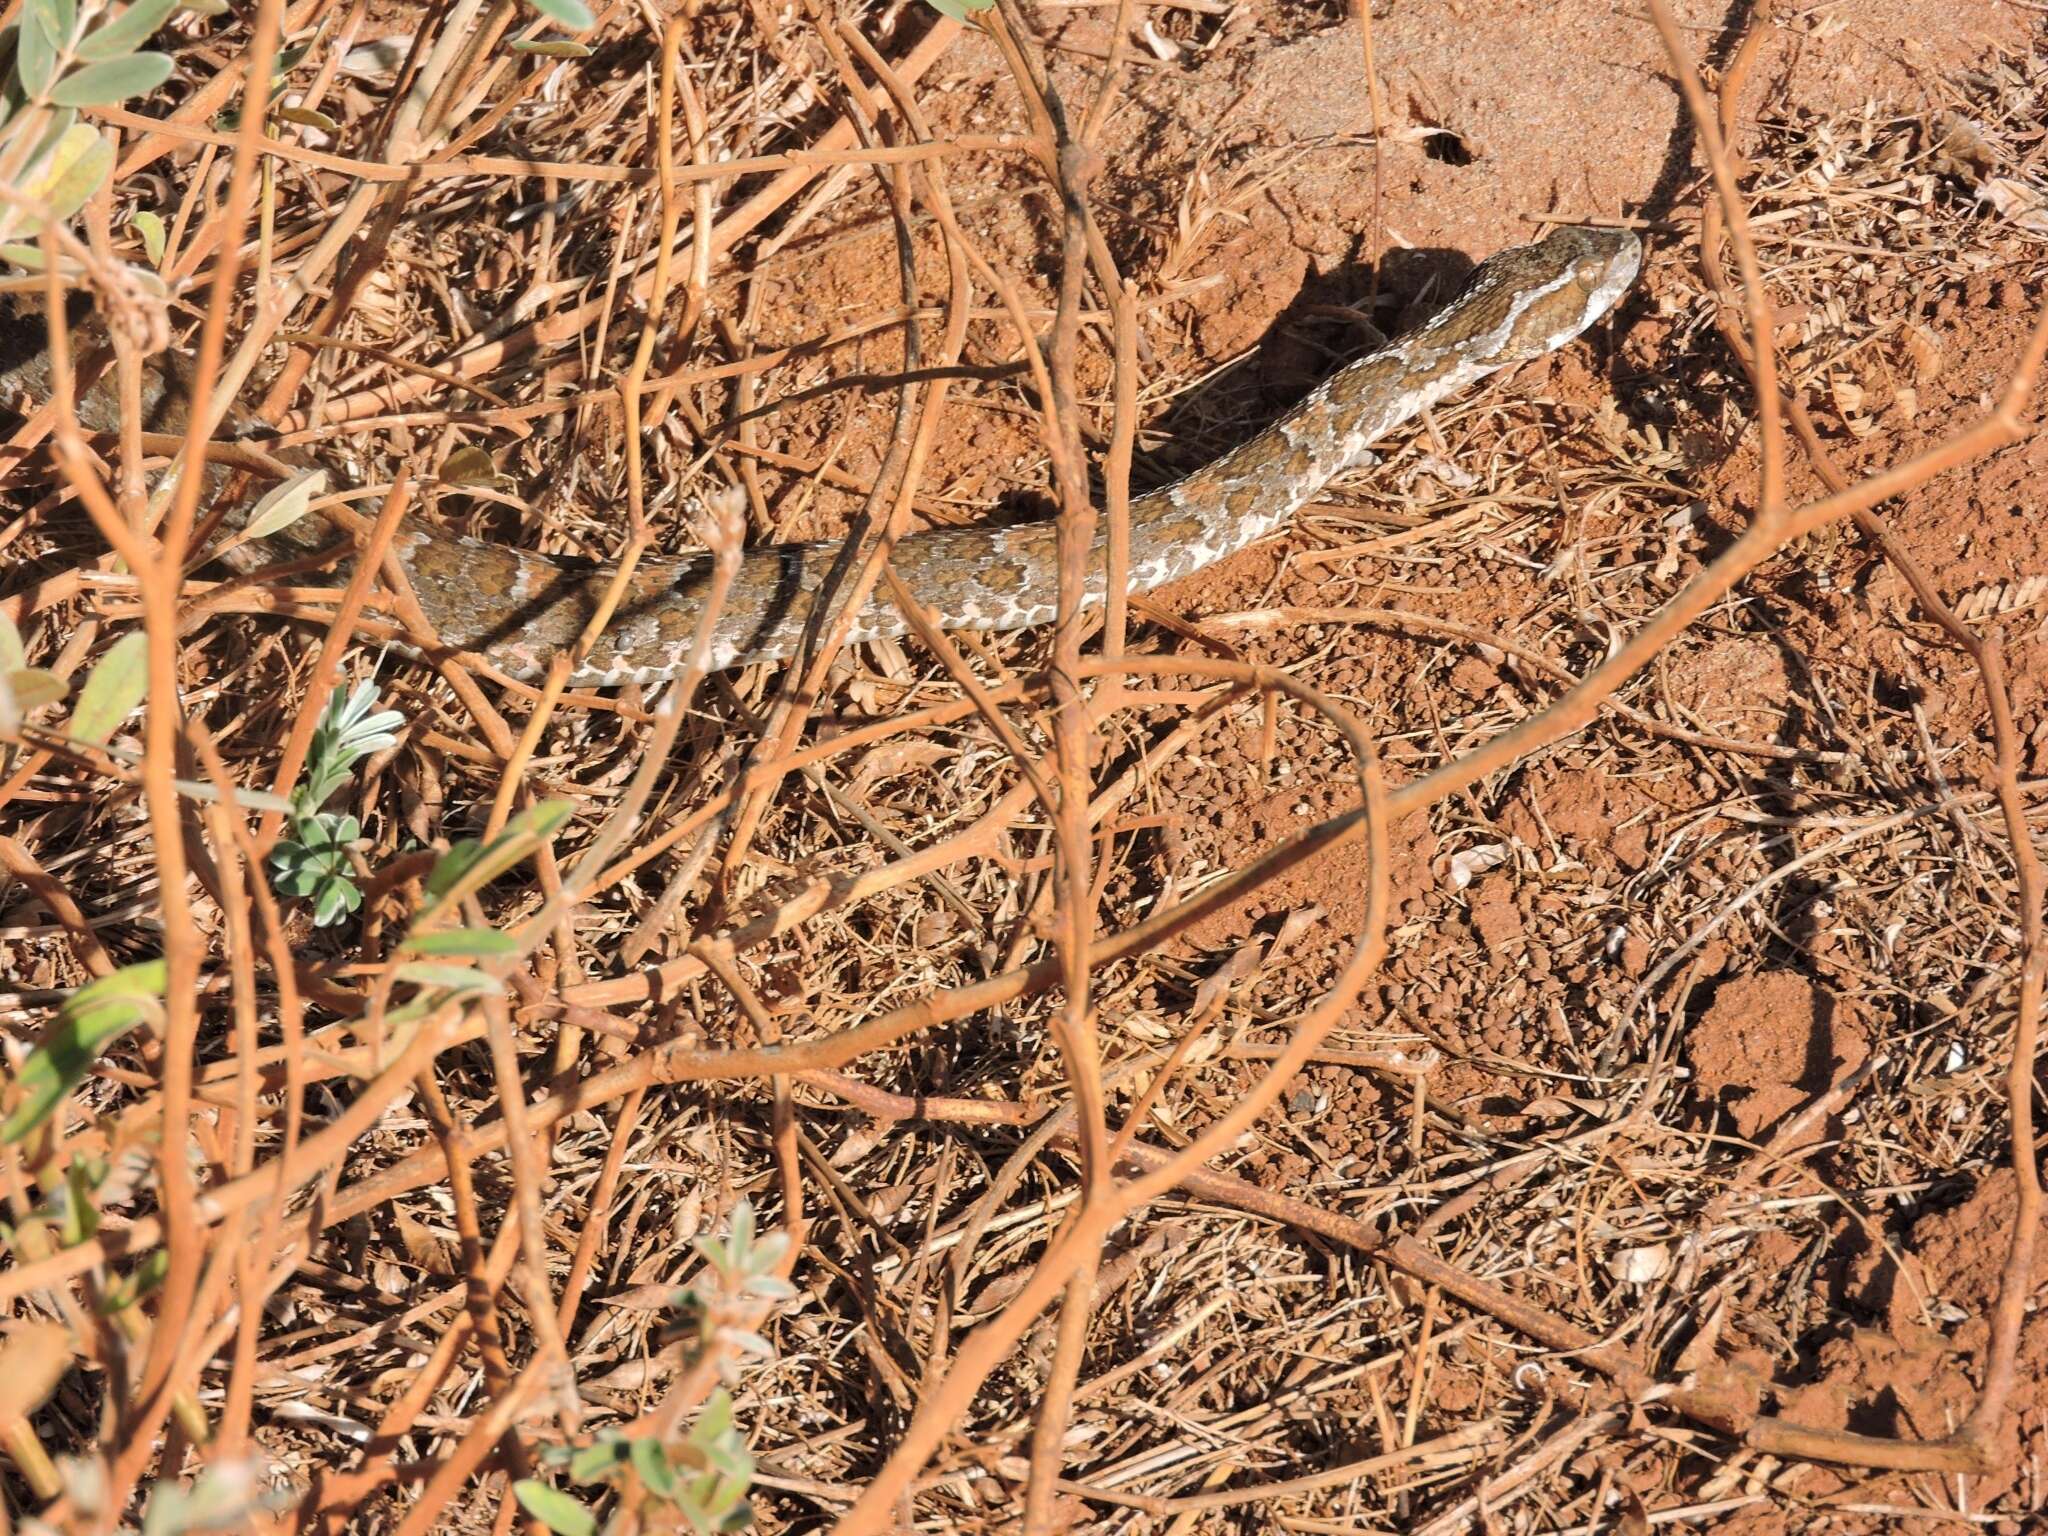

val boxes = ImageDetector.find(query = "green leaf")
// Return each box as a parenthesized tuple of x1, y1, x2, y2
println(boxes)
(702, 1477, 748, 1522)
(566, 1433, 629, 1483)
(512, 1481, 597, 1536)
(3, 959, 168, 1142)
(400, 926, 518, 958)
(920, 0, 994, 18)
(38, 0, 77, 46)
(0, 243, 48, 270)
(630, 1437, 675, 1500)
(509, 40, 592, 56)
(19, 1, 60, 97)
(422, 838, 483, 901)
(24, 122, 113, 223)
(76, 0, 181, 62)
(70, 629, 147, 744)
(0, 612, 23, 675)
(417, 798, 572, 919)
(99, 1246, 169, 1311)
(239, 468, 327, 542)
(276, 102, 339, 133)
(49, 51, 174, 106)
(0, 666, 58, 721)
(692, 1391, 734, 1452)
(129, 208, 165, 264)
(526, 0, 594, 29)
(392, 960, 501, 995)
(310, 877, 362, 927)
(23, 105, 76, 173)
(59, 1156, 100, 1244)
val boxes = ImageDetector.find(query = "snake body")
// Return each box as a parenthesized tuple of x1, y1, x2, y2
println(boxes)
(3, 226, 1640, 685)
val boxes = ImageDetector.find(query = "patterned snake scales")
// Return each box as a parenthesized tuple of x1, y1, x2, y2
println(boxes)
(4, 226, 1640, 685)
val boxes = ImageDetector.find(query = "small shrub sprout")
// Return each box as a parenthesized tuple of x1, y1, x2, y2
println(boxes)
(268, 681, 403, 927)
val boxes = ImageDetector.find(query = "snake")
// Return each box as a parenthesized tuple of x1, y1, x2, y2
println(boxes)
(1, 226, 1640, 686)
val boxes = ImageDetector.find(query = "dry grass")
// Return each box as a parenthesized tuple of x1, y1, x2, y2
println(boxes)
(0, 0, 2044, 1532)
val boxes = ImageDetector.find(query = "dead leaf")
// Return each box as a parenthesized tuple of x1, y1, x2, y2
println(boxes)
(1190, 937, 1262, 1025)
(1446, 843, 1509, 890)
(1954, 573, 2047, 623)
(1903, 322, 1943, 383)
(1980, 176, 2048, 238)
(1607, 1245, 1671, 1285)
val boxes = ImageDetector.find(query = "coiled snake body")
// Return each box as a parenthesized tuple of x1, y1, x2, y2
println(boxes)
(4, 227, 1640, 685)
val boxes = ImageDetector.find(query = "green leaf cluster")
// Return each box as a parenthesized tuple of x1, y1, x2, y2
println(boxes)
(263, 683, 402, 928)
(269, 810, 363, 927)
(1, 0, 184, 242)
(516, 1390, 755, 1535)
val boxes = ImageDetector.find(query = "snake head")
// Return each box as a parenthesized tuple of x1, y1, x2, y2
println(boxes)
(1498, 225, 1643, 362)
(1426, 225, 1643, 368)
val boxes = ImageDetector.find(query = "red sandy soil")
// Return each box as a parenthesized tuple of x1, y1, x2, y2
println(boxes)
(749, 0, 2045, 1525)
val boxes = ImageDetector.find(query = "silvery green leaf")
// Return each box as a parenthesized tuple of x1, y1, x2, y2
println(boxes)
(71, 630, 146, 744)
(338, 34, 410, 77)
(630, 1438, 674, 1499)
(5, 667, 67, 714)
(19, 1, 60, 97)
(76, 0, 181, 62)
(140, 1458, 263, 1536)
(393, 961, 502, 996)
(310, 878, 362, 927)
(400, 926, 518, 958)
(525, 0, 593, 28)
(276, 102, 338, 134)
(511, 1482, 595, 1536)
(25, 122, 112, 222)
(240, 467, 327, 541)
(35, 0, 76, 46)
(565, 1434, 628, 1483)
(720, 1327, 774, 1360)
(129, 208, 164, 264)
(692, 1390, 733, 1446)
(0, 612, 24, 675)
(744, 1228, 787, 1275)
(49, 51, 174, 107)
(3, 959, 167, 1142)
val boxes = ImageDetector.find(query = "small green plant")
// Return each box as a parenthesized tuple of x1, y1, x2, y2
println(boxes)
(268, 681, 402, 927)
(0, 0, 188, 251)
(511, 1201, 794, 1535)
(672, 1197, 797, 1364)
(2, 959, 166, 1143)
